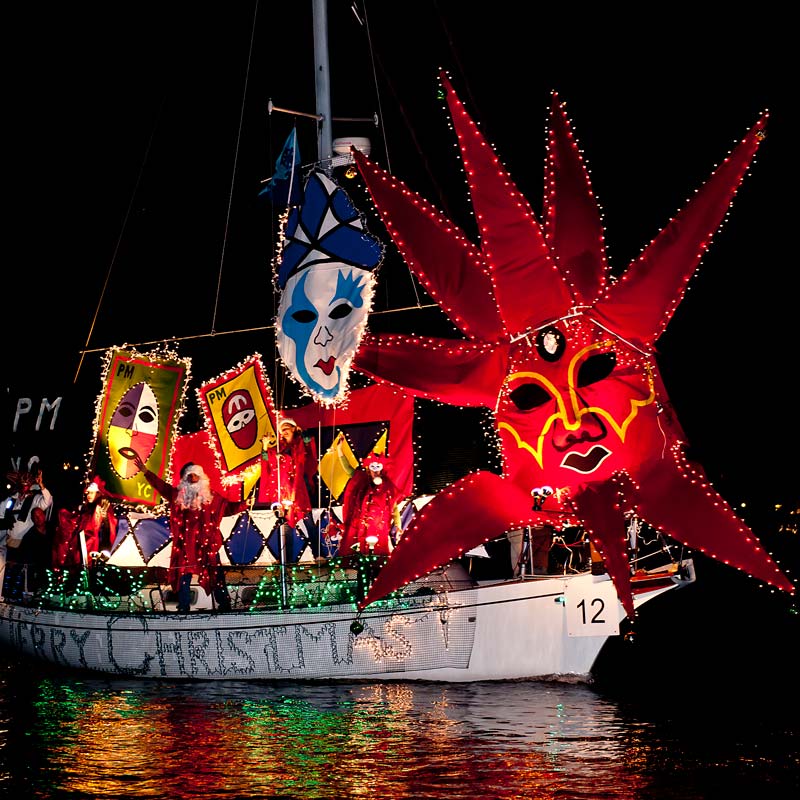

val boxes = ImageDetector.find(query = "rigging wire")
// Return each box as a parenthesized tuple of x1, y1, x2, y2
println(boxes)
(77, 4, 452, 378)
(355, 0, 422, 308)
(76, 302, 439, 357)
(262, 46, 283, 414)
(210, 0, 261, 337)
(432, 0, 481, 122)
(354, 14, 450, 217)
(72, 99, 165, 385)
(75, 3, 266, 378)
(357, 1, 390, 176)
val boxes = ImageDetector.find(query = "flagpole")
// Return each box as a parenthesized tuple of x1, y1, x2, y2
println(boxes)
(312, 0, 332, 170)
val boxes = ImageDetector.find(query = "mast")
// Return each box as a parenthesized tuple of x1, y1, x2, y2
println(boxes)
(312, 0, 333, 169)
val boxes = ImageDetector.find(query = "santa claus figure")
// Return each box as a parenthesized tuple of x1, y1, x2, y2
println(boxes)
(133, 454, 247, 613)
(340, 452, 402, 556)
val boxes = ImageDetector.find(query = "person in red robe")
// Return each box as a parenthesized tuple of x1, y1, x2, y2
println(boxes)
(52, 476, 118, 568)
(133, 454, 247, 613)
(259, 418, 317, 527)
(340, 452, 402, 556)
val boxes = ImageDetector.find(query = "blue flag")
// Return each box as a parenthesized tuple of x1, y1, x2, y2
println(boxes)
(259, 128, 302, 206)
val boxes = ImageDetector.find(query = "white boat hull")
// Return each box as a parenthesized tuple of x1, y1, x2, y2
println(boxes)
(0, 564, 692, 682)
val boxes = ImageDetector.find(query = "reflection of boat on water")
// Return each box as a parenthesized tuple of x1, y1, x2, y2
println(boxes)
(0, 2, 792, 682)
(7, 660, 795, 799)
(3, 675, 668, 798)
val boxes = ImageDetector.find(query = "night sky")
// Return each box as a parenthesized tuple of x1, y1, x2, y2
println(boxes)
(6, 2, 797, 513)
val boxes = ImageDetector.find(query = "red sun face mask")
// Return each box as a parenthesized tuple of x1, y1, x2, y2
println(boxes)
(498, 320, 662, 493)
(350, 73, 793, 616)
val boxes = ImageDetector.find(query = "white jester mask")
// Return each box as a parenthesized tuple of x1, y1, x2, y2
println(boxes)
(276, 171, 382, 405)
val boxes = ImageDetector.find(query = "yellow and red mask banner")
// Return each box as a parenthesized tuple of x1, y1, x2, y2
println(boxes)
(92, 347, 191, 506)
(197, 354, 276, 476)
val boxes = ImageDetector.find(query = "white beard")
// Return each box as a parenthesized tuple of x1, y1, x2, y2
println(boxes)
(176, 477, 212, 510)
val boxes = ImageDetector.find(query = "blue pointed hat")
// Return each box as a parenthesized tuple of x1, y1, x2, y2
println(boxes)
(277, 171, 383, 288)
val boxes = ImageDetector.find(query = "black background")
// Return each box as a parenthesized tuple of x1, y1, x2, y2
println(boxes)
(5, 2, 797, 523)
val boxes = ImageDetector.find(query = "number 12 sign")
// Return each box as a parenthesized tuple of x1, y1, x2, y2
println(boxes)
(565, 578, 621, 637)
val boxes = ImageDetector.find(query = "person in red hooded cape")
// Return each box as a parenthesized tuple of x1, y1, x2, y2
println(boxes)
(53, 475, 118, 568)
(340, 451, 402, 556)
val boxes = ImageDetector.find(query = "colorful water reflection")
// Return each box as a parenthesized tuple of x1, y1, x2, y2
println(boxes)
(0, 666, 797, 799)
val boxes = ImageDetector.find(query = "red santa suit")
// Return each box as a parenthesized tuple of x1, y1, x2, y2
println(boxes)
(340, 454, 402, 555)
(142, 467, 246, 595)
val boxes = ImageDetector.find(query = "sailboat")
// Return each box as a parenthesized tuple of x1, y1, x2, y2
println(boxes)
(0, 2, 793, 682)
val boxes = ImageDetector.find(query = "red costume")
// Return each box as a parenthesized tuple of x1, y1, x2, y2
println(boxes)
(340, 454, 402, 555)
(53, 479, 118, 567)
(259, 425, 317, 527)
(142, 469, 246, 595)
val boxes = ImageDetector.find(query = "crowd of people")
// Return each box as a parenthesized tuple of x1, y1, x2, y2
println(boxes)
(1, 418, 405, 609)
(0, 468, 119, 600)
(0, 468, 53, 600)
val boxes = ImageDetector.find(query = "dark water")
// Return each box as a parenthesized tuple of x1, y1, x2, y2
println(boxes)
(0, 577, 797, 800)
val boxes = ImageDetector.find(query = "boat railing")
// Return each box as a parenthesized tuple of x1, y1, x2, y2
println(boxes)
(2, 521, 687, 615)
(2, 553, 479, 616)
(501, 522, 686, 582)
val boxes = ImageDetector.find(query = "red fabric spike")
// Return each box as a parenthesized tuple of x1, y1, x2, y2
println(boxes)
(594, 114, 767, 347)
(352, 149, 505, 342)
(570, 481, 635, 619)
(543, 92, 608, 306)
(355, 333, 508, 407)
(440, 73, 570, 334)
(359, 472, 558, 609)
(635, 451, 795, 594)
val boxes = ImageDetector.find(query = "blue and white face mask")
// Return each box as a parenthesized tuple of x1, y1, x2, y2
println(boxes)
(278, 263, 374, 402)
(275, 171, 382, 405)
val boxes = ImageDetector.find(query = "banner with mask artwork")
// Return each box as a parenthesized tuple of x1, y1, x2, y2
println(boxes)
(275, 170, 383, 406)
(197, 354, 276, 477)
(92, 347, 191, 507)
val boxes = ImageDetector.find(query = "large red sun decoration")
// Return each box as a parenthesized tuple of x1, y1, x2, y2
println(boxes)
(352, 72, 794, 618)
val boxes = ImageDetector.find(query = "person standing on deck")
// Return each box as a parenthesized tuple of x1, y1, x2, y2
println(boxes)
(52, 476, 118, 568)
(0, 469, 53, 600)
(259, 418, 317, 527)
(340, 451, 403, 556)
(132, 453, 247, 613)
(10, 506, 54, 596)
